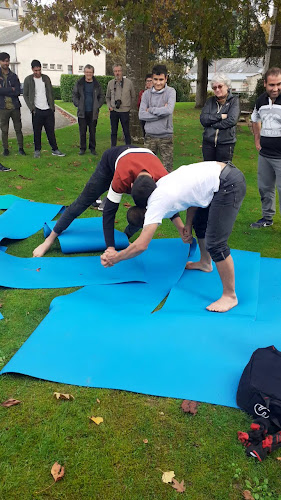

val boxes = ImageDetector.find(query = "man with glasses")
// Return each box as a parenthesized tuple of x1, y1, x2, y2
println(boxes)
(106, 64, 135, 147)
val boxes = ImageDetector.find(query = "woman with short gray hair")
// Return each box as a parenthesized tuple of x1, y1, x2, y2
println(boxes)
(200, 73, 240, 162)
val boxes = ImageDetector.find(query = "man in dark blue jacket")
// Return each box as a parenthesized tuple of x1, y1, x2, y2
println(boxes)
(0, 52, 25, 156)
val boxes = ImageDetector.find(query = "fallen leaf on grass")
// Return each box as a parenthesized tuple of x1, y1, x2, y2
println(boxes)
(162, 471, 175, 483)
(18, 174, 33, 181)
(96, 398, 100, 404)
(143, 439, 148, 444)
(15, 185, 23, 190)
(114, 220, 119, 224)
(1, 398, 21, 407)
(181, 400, 199, 415)
(276, 457, 281, 461)
(123, 202, 132, 208)
(56, 187, 64, 191)
(89, 416, 103, 425)
(53, 392, 74, 400)
(0, 303, 2, 308)
(51, 462, 65, 482)
(171, 478, 186, 493)
(243, 491, 254, 500)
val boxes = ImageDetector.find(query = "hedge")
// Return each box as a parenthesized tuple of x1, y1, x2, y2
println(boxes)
(60, 74, 113, 102)
(53, 86, 61, 100)
(169, 77, 191, 102)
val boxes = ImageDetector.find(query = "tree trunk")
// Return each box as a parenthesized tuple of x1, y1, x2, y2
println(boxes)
(126, 23, 149, 143)
(195, 56, 208, 108)
(264, 8, 281, 71)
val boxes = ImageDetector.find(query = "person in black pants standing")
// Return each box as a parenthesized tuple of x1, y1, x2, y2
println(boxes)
(106, 64, 135, 147)
(73, 64, 104, 155)
(200, 73, 240, 162)
(23, 60, 65, 158)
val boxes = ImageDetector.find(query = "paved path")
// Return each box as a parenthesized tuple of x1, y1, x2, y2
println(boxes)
(8, 97, 74, 138)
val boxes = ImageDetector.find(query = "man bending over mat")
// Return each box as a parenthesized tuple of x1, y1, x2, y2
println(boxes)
(101, 161, 246, 313)
(33, 146, 168, 257)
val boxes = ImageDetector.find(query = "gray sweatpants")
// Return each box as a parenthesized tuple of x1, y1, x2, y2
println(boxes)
(258, 154, 281, 219)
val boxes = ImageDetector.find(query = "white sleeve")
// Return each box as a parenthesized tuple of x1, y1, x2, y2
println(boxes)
(251, 106, 261, 123)
(107, 185, 122, 204)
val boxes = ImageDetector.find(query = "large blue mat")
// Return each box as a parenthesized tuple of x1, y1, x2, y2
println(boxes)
(0, 312, 3, 320)
(44, 218, 129, 253)
(0, 194, 25, 209)
(0, 200, 63, 241)
(162, 249, 260, 318)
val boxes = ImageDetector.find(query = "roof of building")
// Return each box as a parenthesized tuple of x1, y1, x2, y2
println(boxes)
(188, 57, 263, 79)
(0, 24, 31, 44)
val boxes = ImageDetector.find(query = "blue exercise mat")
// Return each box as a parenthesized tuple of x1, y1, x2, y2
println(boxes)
(2, 300, 278, 407)
(0, 194, 25, 209)
(44, 218, 129, 253)
(0, 312, 3, 320)
(255, 257, 281, 323)
(162, 249, 261, 318)
(0, 200, 63, 242)
(0, 238, 190, 290)
(0, 250, 145, 289)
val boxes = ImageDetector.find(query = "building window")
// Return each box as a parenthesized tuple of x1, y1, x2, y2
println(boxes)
(79, 65, 84, 72)
(67, 65, 73, 74)
(50, 64, 55, 70)
(43, 63, 48, 70)
(57, 64, 62, 70)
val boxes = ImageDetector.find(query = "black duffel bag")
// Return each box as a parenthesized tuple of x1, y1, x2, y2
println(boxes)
(237, 346, 281, 428)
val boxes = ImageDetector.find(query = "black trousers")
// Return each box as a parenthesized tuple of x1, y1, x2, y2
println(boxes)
(193, 163, 246, 263)
(202, 141, 235, 162)
(110, 110, 131, 147)
(32, 108, 58, 151)
(78, 112, 97, 151)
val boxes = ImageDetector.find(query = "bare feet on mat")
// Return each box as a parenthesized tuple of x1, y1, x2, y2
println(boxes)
(206, 294, 238, 313)
(33, 240, 52, 257)
(185, 260, 213, 272)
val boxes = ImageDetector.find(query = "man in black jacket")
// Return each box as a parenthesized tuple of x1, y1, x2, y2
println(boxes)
(73, 65, 104, 155)
(0, 52, 25, 156)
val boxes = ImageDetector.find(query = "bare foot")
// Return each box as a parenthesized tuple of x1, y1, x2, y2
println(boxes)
(206, 294, 238, 313)
(33, 240, 53, 257)
(185, 260, 213, 272)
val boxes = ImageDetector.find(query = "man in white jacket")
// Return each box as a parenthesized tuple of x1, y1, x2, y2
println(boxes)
(139, 64, 176, 172)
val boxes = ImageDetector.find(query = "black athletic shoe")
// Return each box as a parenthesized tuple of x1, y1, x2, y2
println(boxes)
(92, 199, 102, 208)
(79, 149, 85, 155)
(18, 148, 26, 156)
(90, 149, 97, 155)
(250, 218, 273, 228)
(3, 149, 9, 156)
(0, 163, 11, 172)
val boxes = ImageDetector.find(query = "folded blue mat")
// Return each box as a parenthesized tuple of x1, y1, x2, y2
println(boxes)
(0, 200, 63, 242)
(256, 257, 281, 323)
(0, 194, 25, 209)
(162, 249, 260, 318)
(44, 218, 129, 253)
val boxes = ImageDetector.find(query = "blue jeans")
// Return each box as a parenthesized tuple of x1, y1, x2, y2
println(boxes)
(193, 163, 246, 263)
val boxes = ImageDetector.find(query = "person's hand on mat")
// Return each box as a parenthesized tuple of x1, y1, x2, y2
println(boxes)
(101, 248, 118, 267)
(181, 226, 193, 244)
(33, 231, 58, 257)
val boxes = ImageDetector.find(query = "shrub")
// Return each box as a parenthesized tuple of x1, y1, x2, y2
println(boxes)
(169, 76, 191, 102)
(248, 77, 264, 110)
(60, 74, 113, 102)
(52, 86, 61, 100)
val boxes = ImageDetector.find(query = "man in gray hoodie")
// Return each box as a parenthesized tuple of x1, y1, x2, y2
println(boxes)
(139, 64, 176, 172)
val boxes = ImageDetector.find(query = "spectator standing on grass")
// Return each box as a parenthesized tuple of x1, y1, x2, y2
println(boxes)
(0, 52, 25, 157)
(200, 73, 240, 162)
(106, 64, 135, 147)
(138, 73, 153, 137)
(73, 64, 104, 156)
(139, 64, 176, 173)
(23, 59, 65, 158)
(250, 67, 281, 229)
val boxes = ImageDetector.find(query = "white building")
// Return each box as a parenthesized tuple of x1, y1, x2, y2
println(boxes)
(187, 58, 264, 94)
(0, 23, 106, 85)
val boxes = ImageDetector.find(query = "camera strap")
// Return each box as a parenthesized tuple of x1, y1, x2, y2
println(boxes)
(113, 78, 124, 100)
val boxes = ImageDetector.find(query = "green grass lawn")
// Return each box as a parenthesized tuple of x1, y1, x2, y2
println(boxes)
(1, 102, 281, 500)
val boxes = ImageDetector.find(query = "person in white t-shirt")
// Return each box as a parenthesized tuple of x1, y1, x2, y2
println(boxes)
(101, 161, 246, 313)
(23, 60, 65, 158)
